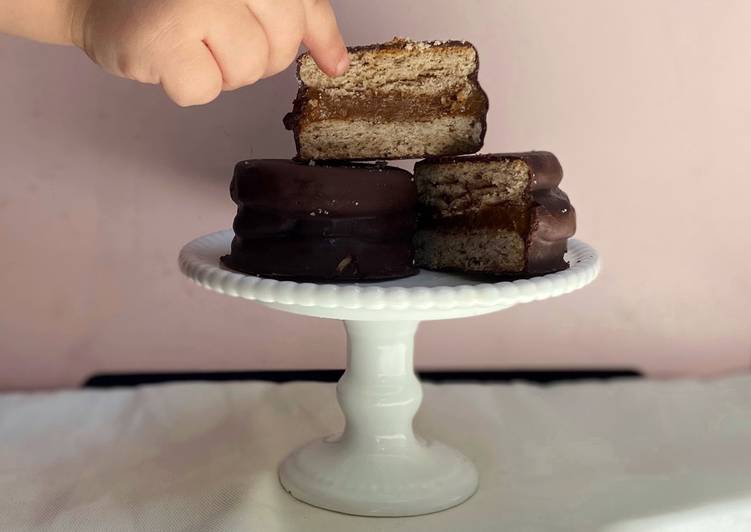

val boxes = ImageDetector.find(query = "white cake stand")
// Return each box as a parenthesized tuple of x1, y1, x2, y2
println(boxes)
(179, 230, 600, 517)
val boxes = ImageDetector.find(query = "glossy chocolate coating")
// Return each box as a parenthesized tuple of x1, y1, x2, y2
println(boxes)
(528, 187, 576, 274)
(222, 160, 418, 281)
(416, 152, 576, 275)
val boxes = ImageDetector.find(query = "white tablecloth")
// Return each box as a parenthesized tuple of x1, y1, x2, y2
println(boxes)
(2, 376, 751, 532)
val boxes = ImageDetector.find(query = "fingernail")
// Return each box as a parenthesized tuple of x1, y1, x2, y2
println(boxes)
(334, 53, 350, 76)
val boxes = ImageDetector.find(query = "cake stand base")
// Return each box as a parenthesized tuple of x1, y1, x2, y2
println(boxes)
(280, 436, 477, 516)
(278, 320, 477, 516)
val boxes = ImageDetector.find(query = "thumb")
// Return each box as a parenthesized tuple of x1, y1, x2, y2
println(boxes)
(301, 0, 349, 77)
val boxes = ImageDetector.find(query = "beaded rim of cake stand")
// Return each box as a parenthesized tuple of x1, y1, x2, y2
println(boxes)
(179, 230, 599, 311)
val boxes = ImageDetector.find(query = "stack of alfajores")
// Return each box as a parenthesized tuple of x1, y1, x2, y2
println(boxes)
(222, 38, 575, 281)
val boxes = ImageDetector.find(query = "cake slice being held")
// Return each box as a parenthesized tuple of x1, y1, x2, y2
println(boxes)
(284, 38, 489, 161)
(414, 152, 576, 276)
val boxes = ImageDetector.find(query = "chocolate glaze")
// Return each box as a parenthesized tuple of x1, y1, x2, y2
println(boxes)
(284, 39, 489, 161)
(230, 160, 415, 214)
(224, 237, 415, 282)
(222, 160, 418, 281)
(527, 188, 576, 274)
(233, 210, 415, 240)
(415, 152, 576, 275)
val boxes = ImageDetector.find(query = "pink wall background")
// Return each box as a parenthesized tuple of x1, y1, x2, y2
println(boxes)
(1, 1, 750, 390)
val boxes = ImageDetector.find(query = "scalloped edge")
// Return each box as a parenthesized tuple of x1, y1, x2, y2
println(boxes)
(179, 231, 600, 311)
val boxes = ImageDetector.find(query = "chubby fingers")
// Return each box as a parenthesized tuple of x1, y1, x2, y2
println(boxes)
(156, 2, 269, 104)
(157, 40, 223, 107)
(245, 0, 348, 79)
(300, 0, 349, 77)
(203, 2, 269, 90)
(148, 0, 348, 106)
(245, 0, 305, 78)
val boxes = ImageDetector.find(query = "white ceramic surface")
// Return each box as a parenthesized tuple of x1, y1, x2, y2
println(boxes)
(280, 320, 479, 516)
(178, 230, 600, 516)
(179, 230, 600, 321)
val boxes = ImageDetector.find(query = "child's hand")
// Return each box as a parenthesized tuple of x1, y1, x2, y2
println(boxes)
(72, 0, 349, 106)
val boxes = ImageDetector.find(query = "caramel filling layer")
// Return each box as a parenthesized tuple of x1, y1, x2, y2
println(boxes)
(418, 203, 531, 235)
(298, 83, 488, 123)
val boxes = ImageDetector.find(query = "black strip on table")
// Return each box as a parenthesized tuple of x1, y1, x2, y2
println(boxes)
(84, 369, 641, 388)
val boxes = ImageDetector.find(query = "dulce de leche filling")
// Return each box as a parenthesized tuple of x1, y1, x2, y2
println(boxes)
(419, 202, 530, 234)
(418, 188, 575, 240)
(296, 83, 488, 123)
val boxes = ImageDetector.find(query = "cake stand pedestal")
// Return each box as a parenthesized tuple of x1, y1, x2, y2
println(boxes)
(179, 230, 600, 517)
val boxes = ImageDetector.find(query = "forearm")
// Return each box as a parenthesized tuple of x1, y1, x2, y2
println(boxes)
(0, 0, 86, 45)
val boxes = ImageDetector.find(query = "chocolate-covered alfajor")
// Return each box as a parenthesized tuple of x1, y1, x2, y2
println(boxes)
(413, 151, 576, 276)
(221, 160, 418, 281)
(284, 37, 488, 161)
